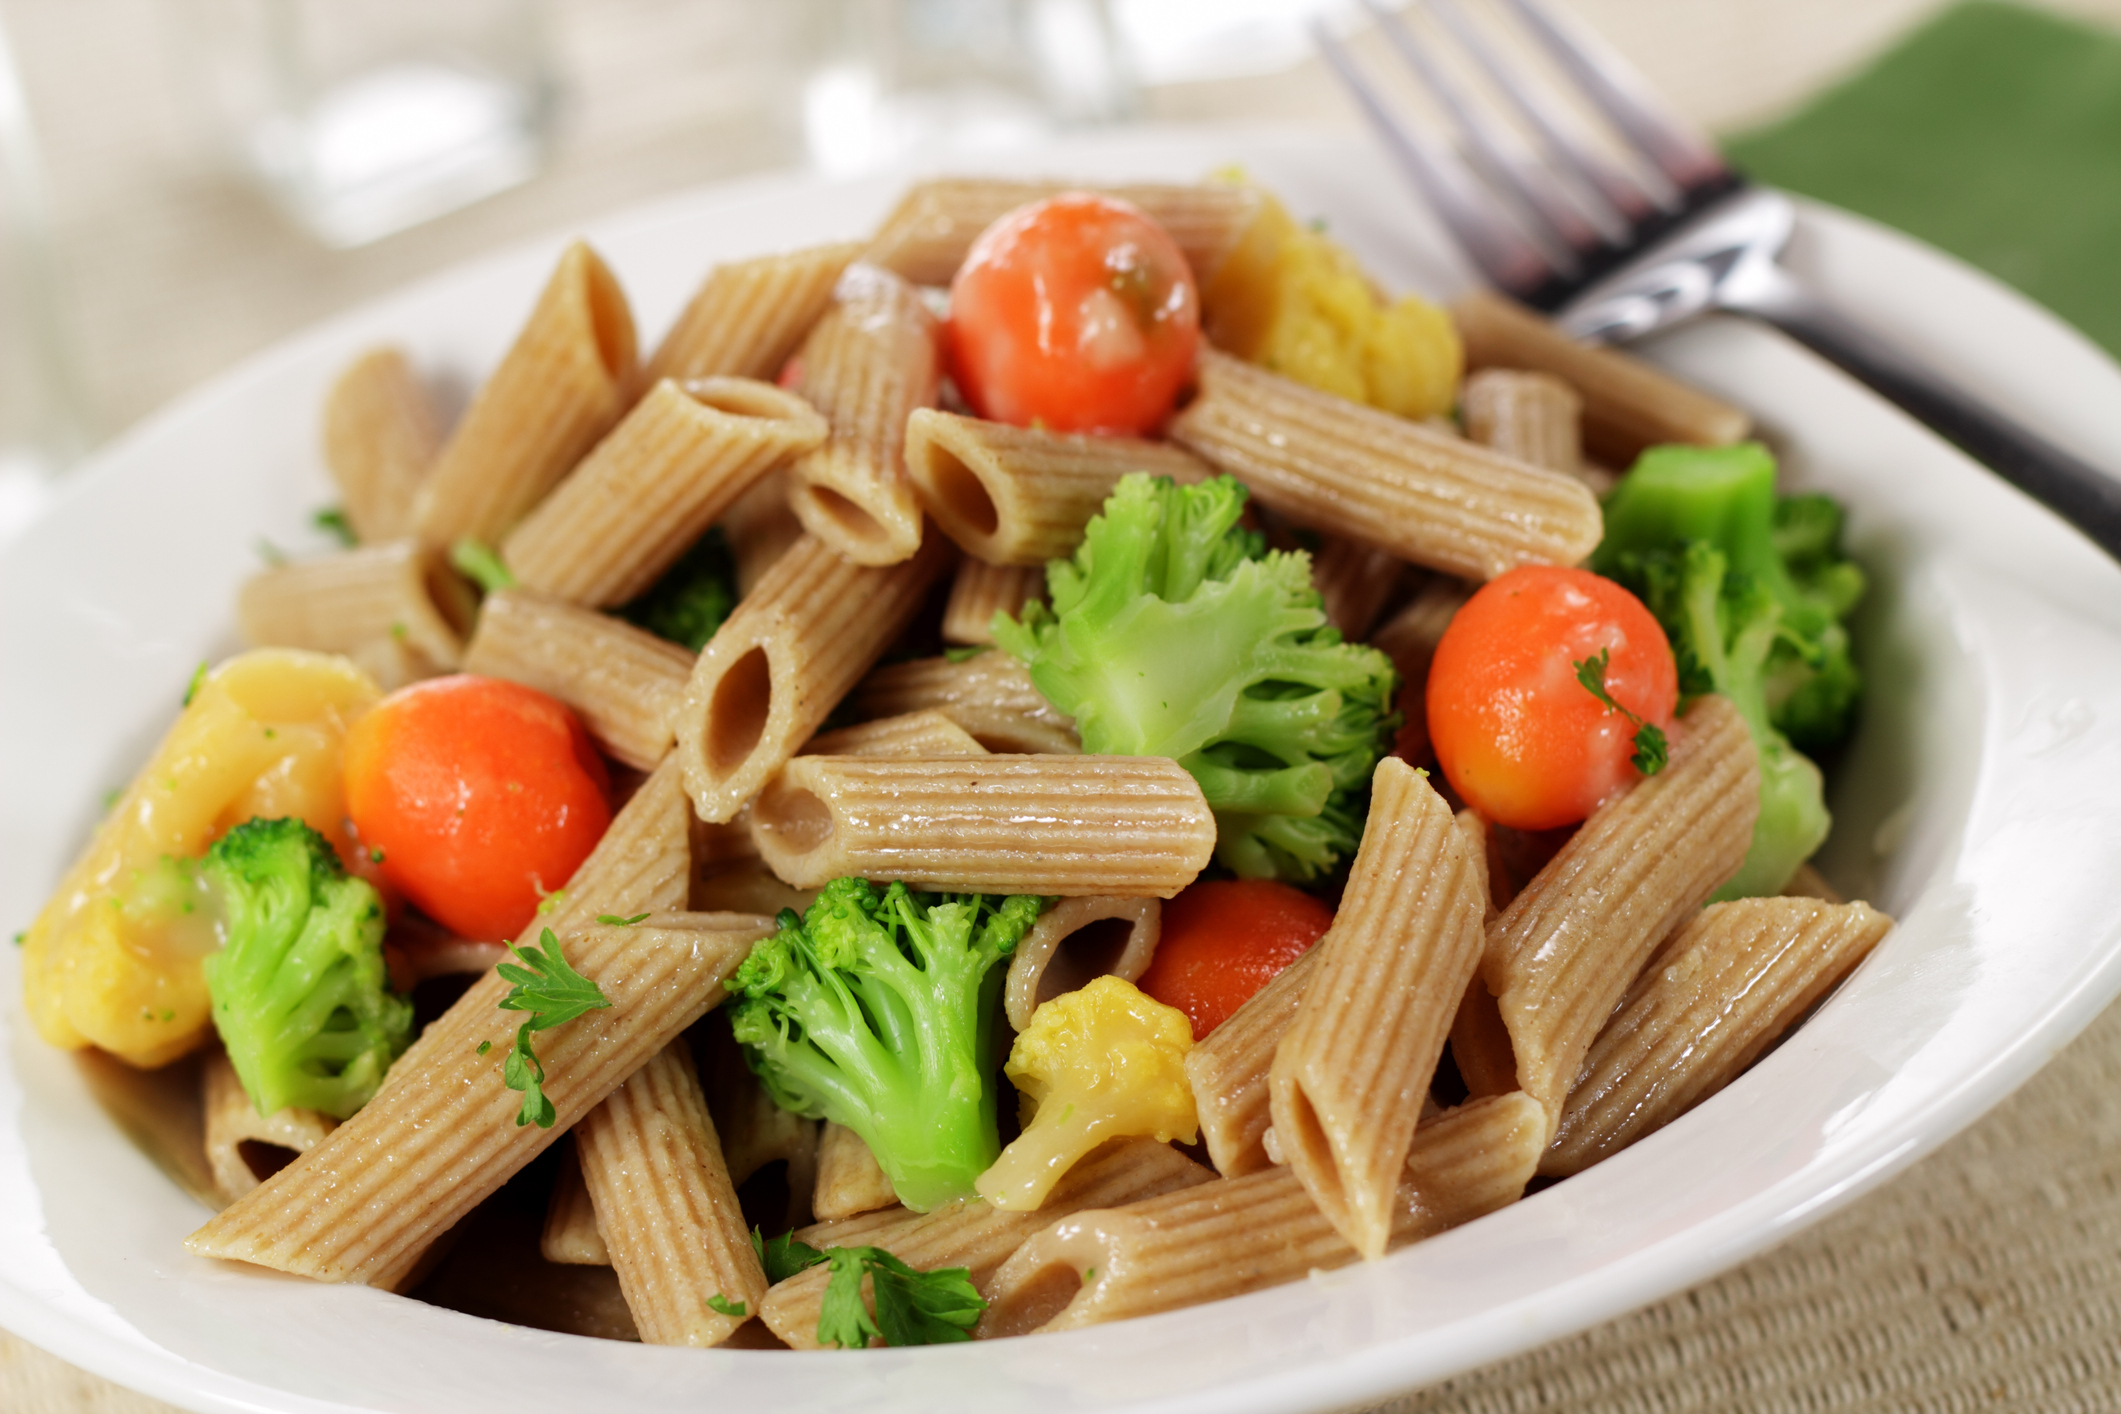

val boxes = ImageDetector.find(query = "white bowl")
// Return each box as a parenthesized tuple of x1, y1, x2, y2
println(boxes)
(5, 129, 2121, 1414)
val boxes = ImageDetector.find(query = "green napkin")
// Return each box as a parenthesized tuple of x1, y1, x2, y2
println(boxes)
(1725, 0, 2121, 360)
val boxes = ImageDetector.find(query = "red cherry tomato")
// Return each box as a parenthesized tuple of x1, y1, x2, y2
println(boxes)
(946, 193, 1200, 435)
(343, 675, 611, 942)
(1135, 880, 1335, 1039)
(1427, 565, 1678, 832)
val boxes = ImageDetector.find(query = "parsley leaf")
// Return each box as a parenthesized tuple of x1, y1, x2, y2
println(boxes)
(1572, 647, 1668, 778)
(450, 537, 517, 594)
(751, 1227, 826, 1284)
(815, 1245, 984, 1349)
(943, 643, 992, 663)
(596, 912, 651, 926)
(314, 505, 357, 547)
(183, 660, 208, 707)
(706, 1294, 748, 1318)
(495, 928, 611, 1128)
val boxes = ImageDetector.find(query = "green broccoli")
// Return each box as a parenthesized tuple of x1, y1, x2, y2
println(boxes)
(1593, 443, 1867, 898)
(619, 526, 738, 652)
(202, 818, 413, 1119)
(724, 879, 1044, 1212)
(993, 473, 1398, 882)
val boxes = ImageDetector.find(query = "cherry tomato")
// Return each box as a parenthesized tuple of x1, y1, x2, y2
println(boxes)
(1135, 880, 1335, 1039)
(1427, 565, 1678, 832)
(946, 193, 1200, 435)
(343, 675, 611, 942)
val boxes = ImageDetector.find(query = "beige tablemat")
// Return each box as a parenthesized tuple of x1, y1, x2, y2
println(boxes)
(6, 0, 2121, 1409)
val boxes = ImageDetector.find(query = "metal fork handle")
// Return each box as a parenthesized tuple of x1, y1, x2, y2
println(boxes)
(1730, 265, 2121, 563)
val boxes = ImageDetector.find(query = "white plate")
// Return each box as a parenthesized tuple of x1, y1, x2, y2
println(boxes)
(6, 128, 2121, 1414)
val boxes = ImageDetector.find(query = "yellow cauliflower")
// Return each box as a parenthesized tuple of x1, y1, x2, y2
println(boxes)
(975, 975, 1197, 1212)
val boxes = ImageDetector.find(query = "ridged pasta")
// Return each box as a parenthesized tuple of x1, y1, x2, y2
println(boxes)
(322, 348, 440, 543)
(541, 1141, 609, 1265)
(1004, 895, 1161, 1032)
(1461, 367, 1598, 487)
(813, 1121, 898, 1222)
(1184, 949, 1317, 1178)
(720, 467, 806, 596)
(1169, 351, 1603, 581)
(1369, 577, 1472, 763)
(701, 1025, 820, 1234)
(1310, 536, 1406, 641)
(502, 377, 827, 605)
(747, 754, 1216, 896)
(645, 241, 862, 387)
(851, 652, 1078, 756)
(942, 559, 1044, 646)
(803, 709, 987, 761)
(237, 539, 475, 673)
(202, 1051, 336, 1207)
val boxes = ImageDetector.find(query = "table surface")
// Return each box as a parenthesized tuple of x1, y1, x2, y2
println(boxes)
(7, 0, 2121, 1410)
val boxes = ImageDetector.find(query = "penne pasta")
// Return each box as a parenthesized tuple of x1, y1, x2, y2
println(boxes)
(1311, 536, 1407, 642)
(978, 1092, 1546, 1336)
(501, 377, 828, 605)
(784, 264, 939, 566)
(942, 559, 1045, 646)
(720, 467, 806, 596)
(237, 539, 475, 672)
(1004, 896, 1161, 1032)
(812, 1121, 898, 1222)
(574, 1039, 766, 1346)
(851, 652, 1078, 756)
(202, 1051, 337, 1206)
(1486, 695, 1760, 1131)
(461, 589, 695, 772)
(184, 911, 775, 1288)
(1451, 290, 1751, 465)
(645, 241, 863, 387)
(1545, 898, 1892, 1176)
(414, 242, 639, 548)
(1460, 367, 1604, 490)
(322, 348, 441, 543)
(701, 1024, 821, 1234)
(747, 754, 1216, 897)
(1369, 577, 1472, 763)
(1447, 809, 1518, 1100)
(674, 532, 954, 823)
(1169, 351, 1603, 581)
(541, 1141, 610, 1265)
(758, 1137, 1212, 1349)
(1269, 758, 1486, 1258)
(802, 709, 987, 761)
(1184, 948, 1317, 1178)
(904, 408, 1211, 565)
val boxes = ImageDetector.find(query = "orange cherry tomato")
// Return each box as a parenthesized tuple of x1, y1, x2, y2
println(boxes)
(946, 193, 1200, 435)
(1427, 565, 1678, 832)
(343, 675, 611, 943)
(1135, 880, 1335, 1039)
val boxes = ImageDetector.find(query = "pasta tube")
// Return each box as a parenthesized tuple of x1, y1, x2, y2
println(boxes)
(1183, 949, 1317, 1178)
(541, 1142, 610, 1265)
(813, 1121, 898, 1222)
(802, 710, 986, 761)
(202, 1051, 336, 1206)
(1004, 895, 1161, 1032)
(1311, 536, 1405, 641)
(1460, 367, 1607, 490)
(720, 468, 805, 596)
(237, 539, 475, 671)
(321, 348, 440, 543)
(701, 1025, 820, 1234)
(851, 652, 1078, 756)
(942, 559, 1044, 646)
(645, 241, 862, 387)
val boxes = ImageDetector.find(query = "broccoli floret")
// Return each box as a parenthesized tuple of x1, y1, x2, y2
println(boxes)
(724, 878, 1045, 1212)
(619, 526, 738, 652)
(994, 473, 1398, 882)
(202, 818, 412, 1119)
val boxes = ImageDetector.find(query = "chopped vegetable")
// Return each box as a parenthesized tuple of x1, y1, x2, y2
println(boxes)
(1134, 879, 1334, 1038)
(752, 1227, 827, 1282)
(974, 976, 1197, 1212)
(1427, 564, 1679, 832)
(946, 193, 1200, 435)
(705, 1294, 748, 1318)
(313, 506, 357, 547)
(343, 675, 612, 942)
(495, 926, 611, 1128)
(724, 878, 1045, 1211)
(449, 537, 517, 593)
(617, 526, 737, 652)
(816, 1245, 985, 1349)
(995, 473, 1398, 882)
(201, 817, 412, 1118)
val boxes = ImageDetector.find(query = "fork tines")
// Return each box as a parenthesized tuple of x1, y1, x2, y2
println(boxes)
(1313, 0, 1743, 311)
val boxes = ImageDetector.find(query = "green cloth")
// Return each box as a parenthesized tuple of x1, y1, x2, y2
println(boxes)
(1724, 0, 2121, 359)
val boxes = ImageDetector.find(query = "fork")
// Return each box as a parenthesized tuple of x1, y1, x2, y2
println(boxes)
(1313, 0, 2121, 563)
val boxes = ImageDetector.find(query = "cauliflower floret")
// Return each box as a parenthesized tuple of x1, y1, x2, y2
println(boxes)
(974, 975, 1198, 1212)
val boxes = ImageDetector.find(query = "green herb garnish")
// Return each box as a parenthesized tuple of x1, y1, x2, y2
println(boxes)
(495, 928, 611, 1128)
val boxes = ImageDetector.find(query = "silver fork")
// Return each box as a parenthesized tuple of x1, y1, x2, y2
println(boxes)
(1313, 0, 2121, 563)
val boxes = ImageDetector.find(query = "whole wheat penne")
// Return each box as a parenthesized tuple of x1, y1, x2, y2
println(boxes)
(1447, 810, 1518, 1099)
(851, 652, 1078, 756)
(1185, 949, 1317, 1178)
(904, 408, 1212, 565)
(979, 1092, 1546, 1336)
(645, 241, 863, 387)
(675, 532, 954, 823)
(575, 1040, 766, 1346)
(1269, 758, 1485, 1259)
(1460, 368, 1591, 482)
(813, 1121, 898, 1222)
(1488, 695, 1759, 1131)
(202, 1051, 336, 1206)
(1545, 898, 1892, 1176)
(322, 348, 441, 543)
(1170, 351, 1602, 581)
(759, 1137, 1212, 1349)
(1004, 895, 1161, 1032)
(237, 540, 475, 671)
(542, 1141, 610, 1265)
(862, 178, 1264, 289)
(1782, 861, 1845, 903)
(748, 754, 1216, 896)
(803, 709, 987, 760)
(721, 468, 806, 596)
(344, 633, 444, 693)
(413, 242, 638, 548)
(943, 559, 1045, 646)
(502, 377, 828, 605)
(783, 264, 938, 565)
(462, 589, 695, 772)
(1311, 537, 1407, 641)
(1451, 290, 1750, 465)
(700, 1022, 820, 1232)
(184, 911, 775, 1288)
(1369, 577, 1472, 763)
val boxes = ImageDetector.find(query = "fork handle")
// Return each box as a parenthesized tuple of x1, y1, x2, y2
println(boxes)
(1733, 270, 2121, 562)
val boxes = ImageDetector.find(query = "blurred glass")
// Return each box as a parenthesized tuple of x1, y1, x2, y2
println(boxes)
(183, 0, 557, 247)
(803, 0, 1136, 175)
